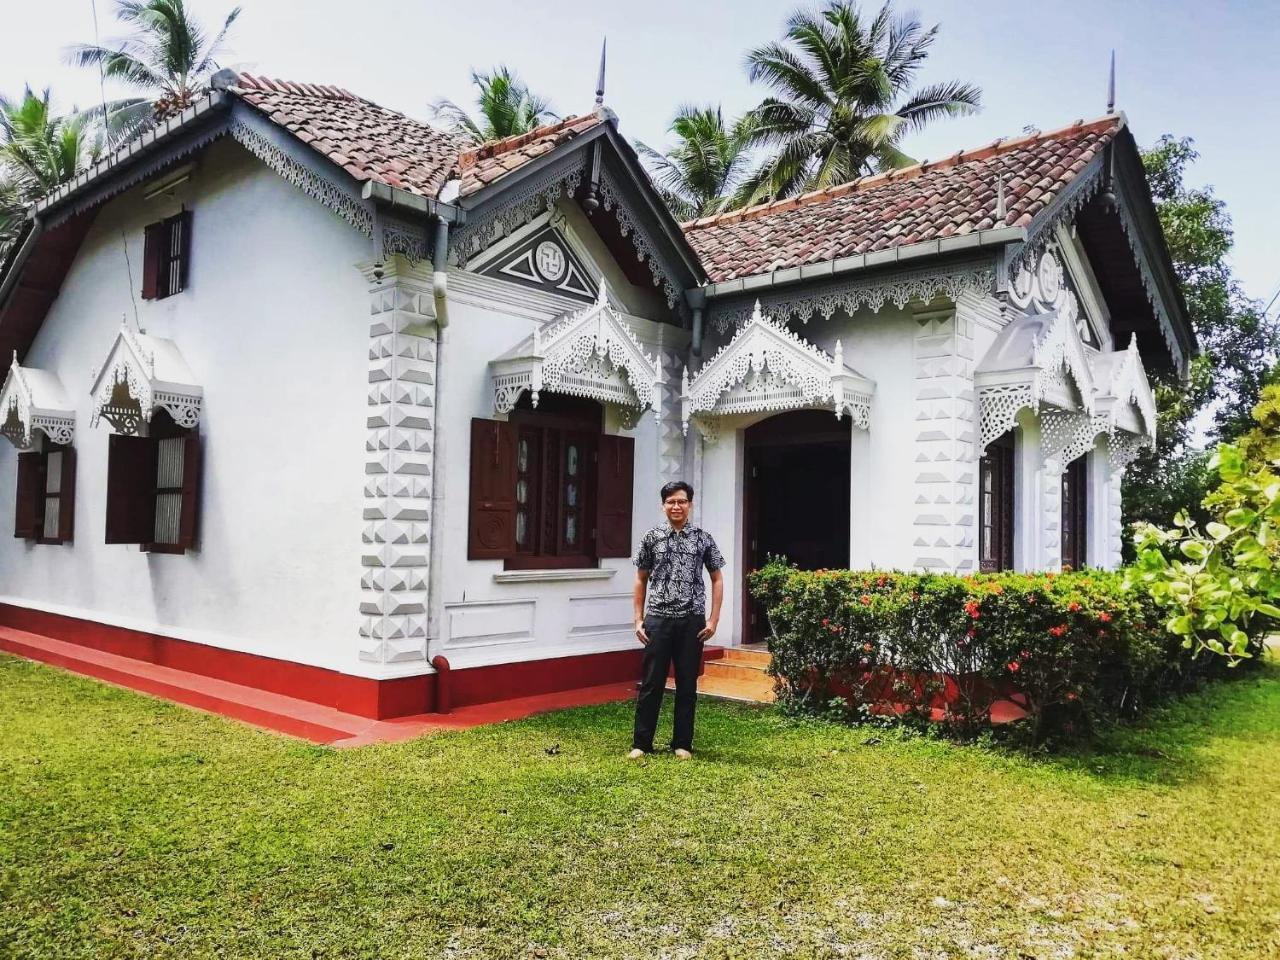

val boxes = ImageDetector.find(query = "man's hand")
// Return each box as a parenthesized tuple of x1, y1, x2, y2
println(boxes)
(697, 618, 718, 641)
(635, 619, 650, 645)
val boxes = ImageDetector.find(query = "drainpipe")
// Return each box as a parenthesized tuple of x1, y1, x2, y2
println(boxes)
(427, 216, 450, 711)
(685, 287, 706, 365)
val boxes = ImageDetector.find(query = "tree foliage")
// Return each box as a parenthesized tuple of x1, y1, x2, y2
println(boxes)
(635, 106, 756, 220)
(428, 67, 557, 144)
(1123, 137, 1278, 541)
(65, 0, 241, 146)
(734, 0, 980, 206)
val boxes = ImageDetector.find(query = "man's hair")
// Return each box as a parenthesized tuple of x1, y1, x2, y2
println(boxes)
(660, 480, 694, 503)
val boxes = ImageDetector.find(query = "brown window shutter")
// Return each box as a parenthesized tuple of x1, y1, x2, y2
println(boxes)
(594, 433, 634, 557)
(468, 417, 517, 560)
(178, 432, 201, 551)
(175, 210, 192, 293)
(57, 446, 76, 543)
(142, 221, 164, 300)
(14, 451, 43, 539)
(105, 434, 158, 544)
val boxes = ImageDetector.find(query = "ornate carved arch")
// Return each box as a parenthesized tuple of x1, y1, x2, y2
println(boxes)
(681, 301, 874, 440)
(89, 323, 203, 435)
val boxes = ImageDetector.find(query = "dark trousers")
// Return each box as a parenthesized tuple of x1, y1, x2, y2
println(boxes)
(632, 613, 705, 752)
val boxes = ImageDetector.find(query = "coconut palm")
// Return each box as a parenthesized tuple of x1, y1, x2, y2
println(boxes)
(737, 0, 981, 206)
(428, 67, 557, 144)
(66, 0, 240, 146)
(636, 105, 757, 220)
(0, 88, 102, 255)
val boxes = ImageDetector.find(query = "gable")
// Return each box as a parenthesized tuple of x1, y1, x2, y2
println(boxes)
(479, 223, 596, 301)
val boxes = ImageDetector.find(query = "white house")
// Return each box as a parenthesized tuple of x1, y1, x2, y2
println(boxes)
(0, 70, 1191, 718)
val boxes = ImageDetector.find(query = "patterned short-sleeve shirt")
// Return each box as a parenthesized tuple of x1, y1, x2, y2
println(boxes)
(633, 523, 725, 617)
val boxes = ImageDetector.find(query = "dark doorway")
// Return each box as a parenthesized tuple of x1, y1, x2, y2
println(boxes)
(744, 410, 851, 643)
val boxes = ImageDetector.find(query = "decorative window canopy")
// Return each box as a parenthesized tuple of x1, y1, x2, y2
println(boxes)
(89, 322, 203, 435)
(0, 353, 76, 449)
(681, 301, 874, 440)
(489, 282, 662, 426)
(975, 306, 1094, 453)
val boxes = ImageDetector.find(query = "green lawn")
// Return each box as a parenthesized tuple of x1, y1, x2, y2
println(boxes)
(2, 655, 1278, 959)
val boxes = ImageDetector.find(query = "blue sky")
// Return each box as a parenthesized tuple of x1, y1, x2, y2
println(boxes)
(4, 0, 1277, 303)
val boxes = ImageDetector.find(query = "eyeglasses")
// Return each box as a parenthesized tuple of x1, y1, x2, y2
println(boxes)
(663, 499, 691, 508)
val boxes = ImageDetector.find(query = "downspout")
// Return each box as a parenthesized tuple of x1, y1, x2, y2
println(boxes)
(427, 216, 451, 711)
(685, 287, 706, 365)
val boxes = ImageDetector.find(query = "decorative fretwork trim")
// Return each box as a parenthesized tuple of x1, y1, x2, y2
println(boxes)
(1041, 409, 1106, 468)
(229, 113, 373, 237)
(1112, 188, 1185, 371)
(89, 323, 203, 435)
(1014, 153, 1105, 277)
(380, 217, 428, 263)
(0, 355, 76, 449)
(450, 157, 587, 266)
(682, 301, 874, 437)
(489, 282, 662, 420)
(977, 382, 1035, 453)
(708, 259, 996, 334)
(597, 165, 681, 307)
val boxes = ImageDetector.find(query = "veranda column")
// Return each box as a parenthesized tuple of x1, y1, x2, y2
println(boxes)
(910, 303, 977, 573)
(357, 255, 437, 664)
(1040, 456, 1064, 572)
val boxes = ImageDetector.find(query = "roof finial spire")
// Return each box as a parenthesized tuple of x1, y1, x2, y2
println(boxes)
(995, 174, 1006, 223)
(594, 37, 607, 110)
(1107, 49, 1116, 113)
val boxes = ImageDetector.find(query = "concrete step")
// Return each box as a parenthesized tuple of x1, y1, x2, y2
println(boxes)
(702, 659, 769, 683)
(668, 673, 776, 704)
(719, 646, 772, 667)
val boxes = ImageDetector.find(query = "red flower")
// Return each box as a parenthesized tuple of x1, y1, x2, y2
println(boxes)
(860, 595, 872, 606)
(862, 643, 873, 653)
(966, 628, 977, 638)
(876, 575, 887, 587)
(1066, 691, 1078, 701)
(821, 618, 830, 627)
(1068, 601, 1081, 612)
(1048, 625, 1067, 637)
(963, 600, 981, 619)
(1099, 612, 1112, 623)
(1008, 661, 1021, 672)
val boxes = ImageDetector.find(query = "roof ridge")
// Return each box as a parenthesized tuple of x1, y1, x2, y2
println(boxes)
(230, 72, 363, 102)
(684, 112, 1123, 232)
(458, 114, 592, 169)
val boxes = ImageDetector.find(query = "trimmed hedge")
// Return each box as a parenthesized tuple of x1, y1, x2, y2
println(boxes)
(747, 562, 1258, 745)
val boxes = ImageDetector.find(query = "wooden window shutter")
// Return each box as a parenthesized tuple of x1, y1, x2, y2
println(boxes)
(177, 433, 201, 550)
(594, 433, 634, 557)
(142, 222, 164, 300)
(14, 452, 42, 539)
(56, 447, 76, 543)
(175, 210, 192, 293)
(105, 434, 157, 544)
(468, 417, 517, 560)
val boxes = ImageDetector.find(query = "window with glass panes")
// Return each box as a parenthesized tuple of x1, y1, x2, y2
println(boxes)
(979, 431, 1015, 572)
(1060, 454, 1088, 570)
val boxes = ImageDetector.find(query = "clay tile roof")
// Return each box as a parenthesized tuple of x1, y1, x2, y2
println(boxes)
(229, 73, 467, 198)
(683, 115, 1122, 283)
(456, 114, 603, 198)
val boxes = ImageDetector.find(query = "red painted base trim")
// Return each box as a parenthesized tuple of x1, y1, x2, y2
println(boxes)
(0, 603, 709, 720)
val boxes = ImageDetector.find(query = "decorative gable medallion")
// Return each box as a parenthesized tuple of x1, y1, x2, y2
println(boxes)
(89, 322, 203, 435)
(681, 301, 875, 442)
(480, 225, 597, 301)
(1010, 250, 1101, 349)
(0, 353, 76, 449)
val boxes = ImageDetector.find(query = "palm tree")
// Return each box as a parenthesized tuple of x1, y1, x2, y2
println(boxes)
(636, 105, 757, 220)
(0, 88, 102, 255)
(66, 0, 240, 146)
(428, 67, 557, 144)
(737, 0, 981, 206)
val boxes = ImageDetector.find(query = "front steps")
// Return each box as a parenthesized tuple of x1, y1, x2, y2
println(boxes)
(669, 645, 775, 703)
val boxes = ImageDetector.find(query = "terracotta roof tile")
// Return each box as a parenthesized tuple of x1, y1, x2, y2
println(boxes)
(456, 114, 604, 198)
(684, 115, 1122, 283)
(229, 73, 466, 198)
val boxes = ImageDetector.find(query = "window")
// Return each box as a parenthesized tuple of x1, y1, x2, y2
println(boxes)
(142, 210, 191, 301)
(105, 410, 202, 553)
(13, 443, 75, 544)
(1061, 455, 1088, 571)
(979, 432, 1015, 572)
(468, 395, 634, 567)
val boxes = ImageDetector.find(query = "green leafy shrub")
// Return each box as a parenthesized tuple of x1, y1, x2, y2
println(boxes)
(747, 563, 1228, 746)
(1128, 384, 1280, 663)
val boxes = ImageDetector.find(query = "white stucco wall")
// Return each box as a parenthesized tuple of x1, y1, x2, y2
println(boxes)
(0, 139, 372, 673)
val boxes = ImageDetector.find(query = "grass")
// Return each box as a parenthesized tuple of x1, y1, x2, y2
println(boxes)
(2, 655, 1278, 959)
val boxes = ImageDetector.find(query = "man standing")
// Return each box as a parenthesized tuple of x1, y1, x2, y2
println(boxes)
(629, 481, 725, 760)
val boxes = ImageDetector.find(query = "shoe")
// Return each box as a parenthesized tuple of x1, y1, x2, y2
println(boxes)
(674, 748, 693, 760)
(627, 748, 646, 760)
